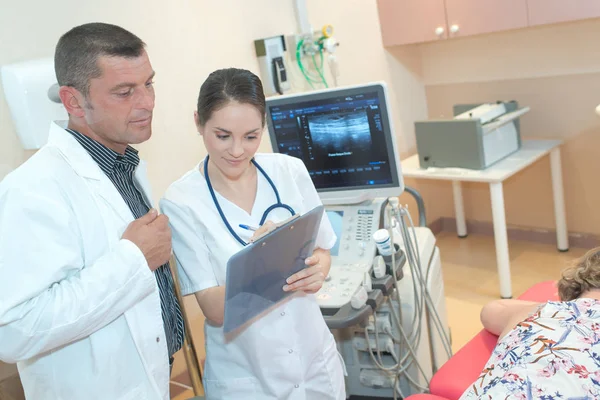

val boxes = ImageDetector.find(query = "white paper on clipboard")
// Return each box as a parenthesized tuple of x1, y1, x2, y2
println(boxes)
(223, 205, 324, 335)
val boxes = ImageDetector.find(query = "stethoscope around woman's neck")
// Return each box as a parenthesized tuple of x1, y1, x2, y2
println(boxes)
(203, 155, 295, 246)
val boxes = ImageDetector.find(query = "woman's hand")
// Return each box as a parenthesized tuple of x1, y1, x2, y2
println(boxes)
(284, 249, 331, 294)
(249, 221, 276, 242)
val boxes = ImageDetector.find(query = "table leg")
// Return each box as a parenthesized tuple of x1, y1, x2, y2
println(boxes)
(550, 148, 569, 252)
(452, 181, 467, 238)
(490, 182, 512, 299)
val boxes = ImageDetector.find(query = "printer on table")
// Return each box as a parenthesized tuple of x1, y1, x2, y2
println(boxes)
(414, 101, 530, 170)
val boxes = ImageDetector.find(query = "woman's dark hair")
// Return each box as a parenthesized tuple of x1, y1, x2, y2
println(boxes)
(196, 68, 266, 126)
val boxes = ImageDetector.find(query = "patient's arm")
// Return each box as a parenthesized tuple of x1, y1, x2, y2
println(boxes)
(480, 299, 542, 339)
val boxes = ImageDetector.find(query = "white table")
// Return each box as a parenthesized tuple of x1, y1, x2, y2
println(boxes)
(401, 139, 568, 298)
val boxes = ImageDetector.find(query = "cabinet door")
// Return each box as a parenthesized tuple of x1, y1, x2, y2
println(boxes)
(444, 0, 528, 38)
(377, 0, 448, 46)
(527, 0, 600, 26)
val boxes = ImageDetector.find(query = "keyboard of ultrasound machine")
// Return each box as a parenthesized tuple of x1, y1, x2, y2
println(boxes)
(316, 262, 371, 309)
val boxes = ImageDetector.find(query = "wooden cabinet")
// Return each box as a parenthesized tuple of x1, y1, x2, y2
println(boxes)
(527, 0, 600, 27)
(444, 0, 528, 38)
(377, 0, 600, 46)
(377, 0, 448, 46)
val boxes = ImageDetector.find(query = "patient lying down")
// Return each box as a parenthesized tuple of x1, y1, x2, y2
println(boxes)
(460, 247, 600, 400)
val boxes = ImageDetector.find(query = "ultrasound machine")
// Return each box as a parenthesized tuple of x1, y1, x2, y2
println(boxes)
(266, 82, 452, 398)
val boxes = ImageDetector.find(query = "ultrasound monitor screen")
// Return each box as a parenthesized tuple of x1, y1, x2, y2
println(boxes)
(266, 85, 399, 192)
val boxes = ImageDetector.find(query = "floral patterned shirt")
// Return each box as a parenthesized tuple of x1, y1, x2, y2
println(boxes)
(460, 298, 600, 400)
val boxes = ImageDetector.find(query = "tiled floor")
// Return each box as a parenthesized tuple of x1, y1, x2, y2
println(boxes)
(169, 231, 588, 399)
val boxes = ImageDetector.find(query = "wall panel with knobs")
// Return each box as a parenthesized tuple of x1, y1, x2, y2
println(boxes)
(444, 0, 528, 38)
(527, 0, 600, 27)
(377, 0, 448, 46)
(376, 0, 600, 46)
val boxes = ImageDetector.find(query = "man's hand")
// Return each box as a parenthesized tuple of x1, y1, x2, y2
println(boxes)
(283, 252, 327, 294)
(122, 209, 172, 271)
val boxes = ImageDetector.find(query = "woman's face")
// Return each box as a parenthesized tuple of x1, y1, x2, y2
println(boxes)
(196, 101, 264, 180)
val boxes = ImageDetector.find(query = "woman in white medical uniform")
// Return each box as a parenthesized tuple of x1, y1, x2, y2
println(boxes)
(160, 68, 346, 400)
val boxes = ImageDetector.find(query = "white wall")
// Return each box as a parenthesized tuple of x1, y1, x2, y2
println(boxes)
(0, 0, 299, 191)
(0, 0, 427, 202)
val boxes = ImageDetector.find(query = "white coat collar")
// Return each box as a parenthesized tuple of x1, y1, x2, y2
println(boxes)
(47, 120, 154, 222)
(47, 120, 106, 180)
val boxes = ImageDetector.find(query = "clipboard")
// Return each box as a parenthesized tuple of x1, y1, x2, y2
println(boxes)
(223, 205, 325, 335)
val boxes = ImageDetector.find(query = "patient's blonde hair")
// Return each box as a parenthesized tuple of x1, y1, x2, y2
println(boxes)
(558, 247, 600, 301)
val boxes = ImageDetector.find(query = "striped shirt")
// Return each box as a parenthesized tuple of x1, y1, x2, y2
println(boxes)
(67, 128, 184, 360)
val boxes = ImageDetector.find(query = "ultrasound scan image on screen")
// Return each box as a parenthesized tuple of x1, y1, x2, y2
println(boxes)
(266, 85, 398, 193)
(307, 110, 372, 156)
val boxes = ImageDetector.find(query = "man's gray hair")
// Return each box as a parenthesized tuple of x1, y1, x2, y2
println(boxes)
(54, 22, 146, 96)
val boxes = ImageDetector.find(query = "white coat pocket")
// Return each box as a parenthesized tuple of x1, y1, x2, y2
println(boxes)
(204, 377, 259, 400)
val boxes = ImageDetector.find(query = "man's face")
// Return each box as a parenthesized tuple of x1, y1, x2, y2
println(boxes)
(82, 50, 155, 152)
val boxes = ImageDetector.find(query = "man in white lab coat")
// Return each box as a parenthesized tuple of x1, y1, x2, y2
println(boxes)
(0, 23, 184, 399)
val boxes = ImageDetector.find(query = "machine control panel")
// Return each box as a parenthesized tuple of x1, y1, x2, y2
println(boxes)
(316, 199, 386, 309)
(317, 264, 370, 308)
